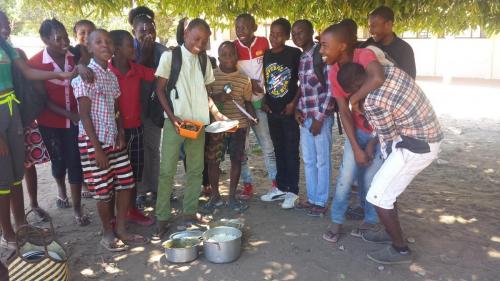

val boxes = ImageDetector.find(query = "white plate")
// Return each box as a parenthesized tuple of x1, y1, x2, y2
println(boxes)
(205, 120, 239, 133)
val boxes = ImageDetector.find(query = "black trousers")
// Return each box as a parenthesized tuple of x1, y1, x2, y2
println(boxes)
(267, 113, 300, 194)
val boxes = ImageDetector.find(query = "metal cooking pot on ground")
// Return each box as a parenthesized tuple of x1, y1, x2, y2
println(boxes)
(163, 237, 200, 263)
(202, 226, 242, 264)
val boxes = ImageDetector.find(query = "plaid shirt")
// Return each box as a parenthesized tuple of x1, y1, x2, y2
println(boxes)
(364, 66, 443, 157)
(72, 59, 121, 146)
(297, 45, 334, 121)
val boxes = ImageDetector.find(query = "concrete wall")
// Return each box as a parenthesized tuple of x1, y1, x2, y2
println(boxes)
(406, 38, 500, 79)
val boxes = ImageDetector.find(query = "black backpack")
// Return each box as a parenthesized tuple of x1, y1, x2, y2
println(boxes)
(312, 44, 342, 135)
(150, 46, 208, 128)
(0, 37, 47, 127)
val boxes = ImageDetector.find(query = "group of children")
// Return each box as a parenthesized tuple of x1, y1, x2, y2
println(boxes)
(0, 5, 443, 266)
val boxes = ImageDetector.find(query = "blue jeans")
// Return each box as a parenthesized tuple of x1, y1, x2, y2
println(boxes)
(330, 129, 383, 224)
(241, 108, 277, 184)
(300, 117, 333, 207)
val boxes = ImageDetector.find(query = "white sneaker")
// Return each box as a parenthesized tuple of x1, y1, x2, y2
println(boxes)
(281, 192, 298, 209)
(260, 188, 286, 202)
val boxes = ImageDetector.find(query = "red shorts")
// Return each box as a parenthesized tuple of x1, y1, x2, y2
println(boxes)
(78, 136, 134, 200)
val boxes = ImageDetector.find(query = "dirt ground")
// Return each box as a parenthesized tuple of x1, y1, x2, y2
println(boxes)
(1, 79, 500, 281)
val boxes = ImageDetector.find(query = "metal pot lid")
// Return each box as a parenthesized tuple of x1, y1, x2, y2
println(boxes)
(169, 230, 204, 240)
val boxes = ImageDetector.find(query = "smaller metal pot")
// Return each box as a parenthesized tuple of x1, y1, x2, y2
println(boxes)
(163, 238, 200, 263)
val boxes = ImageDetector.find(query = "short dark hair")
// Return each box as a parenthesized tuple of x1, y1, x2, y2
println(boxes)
(218, 40, 237, 54)
(337, 63, 366, 93)
(186, 18, 211, 34)
(235, 13, 256, 26)
(271, 18, 291, 36)
(339, 18, 358, 45)
(73, 20, 96, 34)
(109, 30, 133, 47)
(322, 23, 355, 51)
(39, 18, 66, 38)
(88, 28, 110, 46)
(128, 6, 155, 27)
(292, 19, 314, 34)
(370, 6, 395, 22)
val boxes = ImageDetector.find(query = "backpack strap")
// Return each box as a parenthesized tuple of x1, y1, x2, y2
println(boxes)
(166, 46, 183, 113)
(199, 51, 208, 77)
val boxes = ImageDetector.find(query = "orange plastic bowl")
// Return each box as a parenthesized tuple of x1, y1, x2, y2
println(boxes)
(178, 120, 204, 139)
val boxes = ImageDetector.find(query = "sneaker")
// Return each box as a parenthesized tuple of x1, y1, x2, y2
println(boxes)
(238, 183, 253, 200)
(307, 205, 328, 217)
(281, 192, 298, 209)
(127, 208, 155, 226)
(361, 228, 392, 244)
(367, 245, 413, 264)
(260, 187, 286, 202)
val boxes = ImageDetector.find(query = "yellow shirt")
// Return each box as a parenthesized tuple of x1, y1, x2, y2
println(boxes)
(155, 45, 215, 125)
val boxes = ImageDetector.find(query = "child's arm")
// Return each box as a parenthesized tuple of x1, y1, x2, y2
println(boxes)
(208, 97, 228, 121)
(244, 101, 258, 125)
(114, 100, 126, 150)
(14, 58, 75, 81)
(365, 137, 379, 161)
(282, 88, 300, 116)
(155, 77, 182, 133)
(138, 36, 154, 67)
(78, 97, 109, 169)
(348, 61, 385, 110)
(337, 95, 370, 166)
(250, 79, 264, 96)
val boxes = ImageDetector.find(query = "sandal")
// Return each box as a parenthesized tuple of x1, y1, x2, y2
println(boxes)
(295, 200, 314, 210)
(120, 234, 149, 246)
(322, 224, 342, 243)
(75, 215, 91, 226)
(56, 197, 70, 209)
(32, 207, 51, 222)
(200, 199, 225, 214)
(228, 200, 249, 213)
(176, 215, 210, 231)
(100, 238, 129, 252)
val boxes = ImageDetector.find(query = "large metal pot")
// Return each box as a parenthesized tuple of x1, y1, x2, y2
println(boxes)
(163, 237, 200, 263)
(202, 226, 242, 263)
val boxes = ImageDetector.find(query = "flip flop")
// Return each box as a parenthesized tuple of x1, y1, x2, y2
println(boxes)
(56, 197, 70, 209)
(75, 214, 91, 226)
(200, 199, 225, 214)
(120, 234, 149, 246)
(322, 226, 342, 243)
(100, 238, 129, 252)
